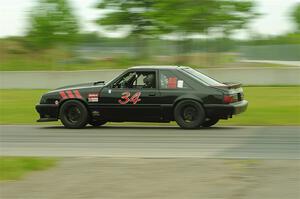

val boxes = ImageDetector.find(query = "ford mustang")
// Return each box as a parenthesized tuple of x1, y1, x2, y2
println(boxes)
(36, 66, 248, 129)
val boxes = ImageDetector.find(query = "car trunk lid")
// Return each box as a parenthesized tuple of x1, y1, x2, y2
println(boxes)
(212, 82, 244, 103)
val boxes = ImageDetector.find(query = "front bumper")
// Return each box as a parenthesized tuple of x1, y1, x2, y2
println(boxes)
(204, 100, 248, 119)
(35, 104, 59, 122)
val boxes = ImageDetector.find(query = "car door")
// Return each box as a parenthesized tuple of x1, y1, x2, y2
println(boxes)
(98, 70, 162, 122)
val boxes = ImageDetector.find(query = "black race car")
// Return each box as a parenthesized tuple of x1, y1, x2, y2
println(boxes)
(36, 66, 248, 129)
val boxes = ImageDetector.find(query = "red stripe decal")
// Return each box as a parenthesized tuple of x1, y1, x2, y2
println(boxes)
(74, 90, 82, 99)
(59, 91, 68, 99)
(66, 90, 75, 98)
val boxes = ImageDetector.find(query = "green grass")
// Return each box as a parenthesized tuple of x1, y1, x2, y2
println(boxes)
(0, 54, 141, 71)
(0, 157, 58, 181)
(0, 57, 287, 71)
(0, 46, 287, 71)
(0, 89, 48, 124)
(220, 87, 300, 125)
(0, 45, 147, 71)
(0, 87, 299, 125)
(0, 54, 155, 71)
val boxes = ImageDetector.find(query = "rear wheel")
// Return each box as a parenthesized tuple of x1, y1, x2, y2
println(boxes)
(202, 118, 219, 127)
(60, 100, 88, 129)
(174, 100, 205, 129)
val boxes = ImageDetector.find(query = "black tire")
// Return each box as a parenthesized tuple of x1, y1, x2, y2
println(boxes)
(59, 100, 88, 129)
(89, 120, 107, 127)
(174, 100, 205, 129)
(202, 118, 219, 127)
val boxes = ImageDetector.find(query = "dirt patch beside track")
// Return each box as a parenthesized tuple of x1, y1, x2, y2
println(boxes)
(1, 158, 299, 199)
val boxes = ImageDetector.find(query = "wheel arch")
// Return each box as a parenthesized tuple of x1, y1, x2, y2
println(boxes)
(173, 95, 204, 110)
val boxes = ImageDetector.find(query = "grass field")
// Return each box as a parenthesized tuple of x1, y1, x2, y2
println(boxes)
(1, 38, 296, 71)
(220, 86, 300, 125)
(0, 89, 47, 124)
(0, 157, 58, 181)
(0, 54, 140, 71)
(0, 47, 283, 71)
(0, 87, 299, 125)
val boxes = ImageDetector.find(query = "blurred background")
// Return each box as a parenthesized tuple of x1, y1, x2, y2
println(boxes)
(0, 0, 300, 125)
(0, 1, 300, 198)
(0, 0, 299, 71)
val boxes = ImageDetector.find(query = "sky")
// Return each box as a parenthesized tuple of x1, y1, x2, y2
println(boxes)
(0, 0, 299, 39)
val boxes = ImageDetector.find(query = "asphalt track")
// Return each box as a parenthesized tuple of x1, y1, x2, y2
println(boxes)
(0, 125, 299, 159)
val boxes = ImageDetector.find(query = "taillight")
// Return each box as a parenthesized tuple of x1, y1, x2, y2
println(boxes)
(223, 95, 236, 104)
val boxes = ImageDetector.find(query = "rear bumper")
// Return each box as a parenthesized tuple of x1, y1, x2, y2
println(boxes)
(35, 104, 59, 122)
(204, 100, 248, 119)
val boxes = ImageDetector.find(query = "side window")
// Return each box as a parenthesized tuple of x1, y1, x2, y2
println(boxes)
(113, 72, 136, 88)
(136, 71, 156, 89)
(113, 71, 156, 89)
(160, 70, 190, 89)
(136, 74, 145, 87)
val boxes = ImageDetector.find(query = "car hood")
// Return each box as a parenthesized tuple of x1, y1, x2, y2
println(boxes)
(54, 81, 106, 91)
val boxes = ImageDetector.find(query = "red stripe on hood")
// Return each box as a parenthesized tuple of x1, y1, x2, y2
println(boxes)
(74, 90, 83, 99)
(59, 91, 68, 99)
(66, 90, 75, 98)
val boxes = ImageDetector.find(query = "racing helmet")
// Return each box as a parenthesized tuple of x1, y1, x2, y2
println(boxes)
(143, 73, 155, 88)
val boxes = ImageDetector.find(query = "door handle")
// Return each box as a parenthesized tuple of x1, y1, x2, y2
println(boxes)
(148, 92, 156, 96)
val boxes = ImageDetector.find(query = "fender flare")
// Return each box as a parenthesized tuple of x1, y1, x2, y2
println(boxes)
(173, 95, 203, 109)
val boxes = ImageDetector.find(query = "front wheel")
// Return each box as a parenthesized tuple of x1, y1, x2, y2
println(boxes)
(59, 100, 88, 129)
(174, 100, 205, 129)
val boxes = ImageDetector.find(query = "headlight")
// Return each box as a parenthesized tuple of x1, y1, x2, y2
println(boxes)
(39, 95, 59, 104)
(39, 96, 46, 104)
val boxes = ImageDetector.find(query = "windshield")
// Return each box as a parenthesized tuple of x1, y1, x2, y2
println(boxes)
(182, 68, 225, 86)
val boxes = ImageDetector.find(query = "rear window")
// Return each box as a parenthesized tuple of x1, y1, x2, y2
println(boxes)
(182, 68, 225, 86)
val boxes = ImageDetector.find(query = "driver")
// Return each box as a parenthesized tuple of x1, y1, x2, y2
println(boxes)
(143, 73, 155, 88)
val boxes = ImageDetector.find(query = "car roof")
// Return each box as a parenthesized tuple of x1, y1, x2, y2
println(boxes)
(129, 65, 188, 70)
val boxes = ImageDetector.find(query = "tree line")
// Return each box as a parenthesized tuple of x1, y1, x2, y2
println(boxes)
(26, 0, 300, 56)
